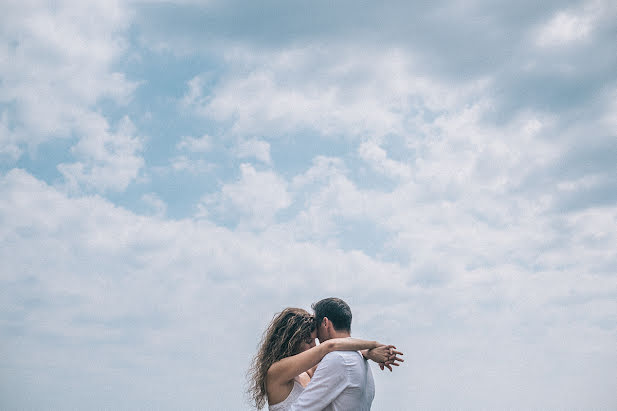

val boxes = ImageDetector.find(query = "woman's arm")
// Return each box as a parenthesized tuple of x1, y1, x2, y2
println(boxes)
(327, 337, 381, 352)
(267, 338, 381, 385)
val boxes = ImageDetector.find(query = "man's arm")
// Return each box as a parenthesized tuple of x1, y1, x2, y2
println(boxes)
(290, 352, 348, 411)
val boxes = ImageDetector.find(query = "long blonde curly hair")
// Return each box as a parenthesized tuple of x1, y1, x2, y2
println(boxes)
(247, 307, 316, 409)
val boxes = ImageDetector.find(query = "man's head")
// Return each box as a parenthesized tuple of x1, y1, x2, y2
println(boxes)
(312, 297, 352, 342)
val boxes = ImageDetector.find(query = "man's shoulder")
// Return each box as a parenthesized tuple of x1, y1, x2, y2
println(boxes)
(321, 350, 345, 362)
(322, 350, 364, 364)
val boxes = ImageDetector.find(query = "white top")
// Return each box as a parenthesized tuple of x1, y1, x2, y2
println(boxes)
(291, 351, 375, 411)
(269, 380, 304, 411)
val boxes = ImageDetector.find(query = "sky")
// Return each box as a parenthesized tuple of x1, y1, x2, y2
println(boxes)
(1, 0, 616, 409)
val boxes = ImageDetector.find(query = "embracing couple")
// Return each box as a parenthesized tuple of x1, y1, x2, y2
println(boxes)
(248, 297, 404, 410)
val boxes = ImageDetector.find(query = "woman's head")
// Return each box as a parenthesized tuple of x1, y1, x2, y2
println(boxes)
(248, 308, 316, 409)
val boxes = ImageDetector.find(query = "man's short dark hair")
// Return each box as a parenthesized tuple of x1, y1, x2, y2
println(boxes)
(312, 297, 352, 332)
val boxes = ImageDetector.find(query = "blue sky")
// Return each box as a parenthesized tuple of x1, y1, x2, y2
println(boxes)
(1, 0, 616, 409)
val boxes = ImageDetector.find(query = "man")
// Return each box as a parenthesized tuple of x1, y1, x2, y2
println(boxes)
(291, 297, 382, 410)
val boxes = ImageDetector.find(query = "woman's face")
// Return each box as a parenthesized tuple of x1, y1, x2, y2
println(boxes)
(299, 329, 317, 352)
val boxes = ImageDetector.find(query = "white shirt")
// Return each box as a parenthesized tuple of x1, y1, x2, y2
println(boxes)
(291, 350, 375, 411)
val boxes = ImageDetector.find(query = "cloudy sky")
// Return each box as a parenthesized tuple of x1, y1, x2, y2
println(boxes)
(1, 0, 616, 409)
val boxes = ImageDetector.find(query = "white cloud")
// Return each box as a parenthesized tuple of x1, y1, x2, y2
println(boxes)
(288, 157, 372, 242)
(0, 0, 136, 148)
(129, 0, 211, 4)
(183, 47, 488, 139)
(0, 0, 141, 194)
(358, 140, 412, 179)
(181, 74, 210, 109)
(600, 86, 617, 129)
(141, 192, 167, 217)
(292, 156, 347, 188)
(168, 155, 214, 174)
(0, 112, 22, 160)
(236, 138, 272, 164)
(535, 10, 593, 47)
(176, 134, 212, 152)
(198, 163, 291, 229)
(57, 116, 144, 192)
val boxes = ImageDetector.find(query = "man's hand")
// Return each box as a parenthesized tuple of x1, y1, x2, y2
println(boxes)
(365, 345, 404, 372)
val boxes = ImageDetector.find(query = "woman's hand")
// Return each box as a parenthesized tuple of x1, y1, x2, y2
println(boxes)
(365, 345, 404, 371)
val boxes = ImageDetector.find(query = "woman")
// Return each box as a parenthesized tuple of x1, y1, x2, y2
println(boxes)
(248, 307, 398, 410)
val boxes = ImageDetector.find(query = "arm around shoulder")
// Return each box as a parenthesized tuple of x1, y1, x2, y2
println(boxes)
(266, 342, 331, 386)
(326, 338, 380, 352)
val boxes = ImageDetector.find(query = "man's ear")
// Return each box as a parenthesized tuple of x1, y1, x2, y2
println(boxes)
(323, 317, 333, 336)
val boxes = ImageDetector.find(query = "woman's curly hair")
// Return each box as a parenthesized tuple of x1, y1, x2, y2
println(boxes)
(247, 308, 316, 409)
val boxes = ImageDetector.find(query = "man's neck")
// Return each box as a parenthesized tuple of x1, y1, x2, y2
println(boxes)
(331, 330, 351, 339)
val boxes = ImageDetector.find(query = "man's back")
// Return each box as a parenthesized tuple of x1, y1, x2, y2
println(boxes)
(291, 351, 375, 411)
